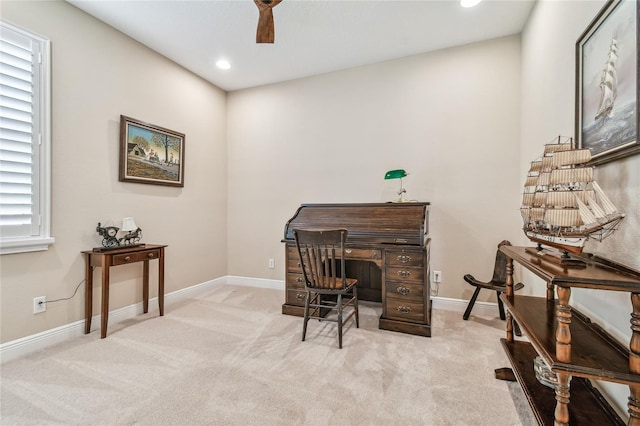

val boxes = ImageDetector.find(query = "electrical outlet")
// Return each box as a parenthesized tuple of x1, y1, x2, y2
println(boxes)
(33, 296, 46, 314)
(433, 270, 442, 283)
(268, 258, 275, 269)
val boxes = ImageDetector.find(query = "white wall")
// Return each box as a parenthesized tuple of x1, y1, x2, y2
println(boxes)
(226, 36, 523, 299)
(0, 1, 228, 343)
(521, 0, 640, 418)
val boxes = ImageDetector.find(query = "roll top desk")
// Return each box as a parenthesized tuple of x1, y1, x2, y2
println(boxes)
(282, 202, 432, 337)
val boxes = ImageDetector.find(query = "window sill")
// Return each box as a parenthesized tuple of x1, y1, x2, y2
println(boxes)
(1, 236, 55, 255)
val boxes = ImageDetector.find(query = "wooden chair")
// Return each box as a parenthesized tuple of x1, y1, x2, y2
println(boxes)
(463, 240, 524, 325)
(293, 229, 359, 349)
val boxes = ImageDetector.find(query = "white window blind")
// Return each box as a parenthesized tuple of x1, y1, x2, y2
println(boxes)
(0, 20, 53, 254)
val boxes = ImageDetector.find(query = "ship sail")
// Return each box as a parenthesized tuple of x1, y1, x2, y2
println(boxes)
(520, 136, 625, 254)
(595, 38, 618, 120)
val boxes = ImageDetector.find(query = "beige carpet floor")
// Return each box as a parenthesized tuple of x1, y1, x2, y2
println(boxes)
(1, 284, 535, 425)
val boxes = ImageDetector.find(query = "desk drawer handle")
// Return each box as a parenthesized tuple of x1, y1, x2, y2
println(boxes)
(397, 270, 411, 278)
(296, 293, 306, 300)
(148, 253, 155, 258)
(394, 238, 408, 243)
(296, 277, 304, 283)
(345, 249, 352, 254)
(124, 256, 131, 261)
(397, 306, 412, 314)
(396, 286, 411, 295)
(397, 255, 411, 263)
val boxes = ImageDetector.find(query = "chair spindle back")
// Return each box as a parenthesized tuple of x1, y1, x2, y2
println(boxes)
(293, 229, 348, 290)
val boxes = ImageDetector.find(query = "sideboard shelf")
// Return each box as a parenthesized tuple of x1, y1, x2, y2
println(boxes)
(502, 295, 637, 384)
(499, 245, 640, 426)
(501, 339, 624, 425)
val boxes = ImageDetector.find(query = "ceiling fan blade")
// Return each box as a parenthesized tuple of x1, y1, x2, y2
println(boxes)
(254, 0, 283, 44)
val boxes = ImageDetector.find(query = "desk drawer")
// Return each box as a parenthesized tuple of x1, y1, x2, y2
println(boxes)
(385, 297, 425, 323)
(344, 248, 381, 261)
(386, 281, 424, 299)
(113, 249, 161, 265)
(287, 247, 303, 272)
(386, 266, 424, 283)
(386, 250, 423, 267)
(287, 272, 306, 290)
(287, 289, 308, 306)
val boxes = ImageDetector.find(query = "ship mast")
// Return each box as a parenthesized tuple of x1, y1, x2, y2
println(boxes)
(595, 37, 618, 121)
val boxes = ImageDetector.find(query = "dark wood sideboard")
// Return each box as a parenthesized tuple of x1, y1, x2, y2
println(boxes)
(500, 245, 640, 425)
(282, 202, 431, 337)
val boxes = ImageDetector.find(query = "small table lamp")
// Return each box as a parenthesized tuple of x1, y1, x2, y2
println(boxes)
(120, 217, 142, 246)
(121, 217, 138, 232)
(384, 169, 408, 202)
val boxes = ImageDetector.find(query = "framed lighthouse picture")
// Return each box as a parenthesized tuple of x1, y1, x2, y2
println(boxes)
(575, 0, 639, 165)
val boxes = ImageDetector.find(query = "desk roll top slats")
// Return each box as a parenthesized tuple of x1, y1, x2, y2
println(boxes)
(282, 202, 431, 337)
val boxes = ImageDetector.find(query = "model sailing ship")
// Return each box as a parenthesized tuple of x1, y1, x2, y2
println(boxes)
(520, 136, 625, 255)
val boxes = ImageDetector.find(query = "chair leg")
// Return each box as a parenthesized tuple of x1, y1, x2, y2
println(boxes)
(302, 291, 310, 342)
(514, 320, 522, 337)
(497, 291, 506, 320)
(463, 286, 482, 320)
(337, 293, 343, 349)
(353, 287, 359, 328)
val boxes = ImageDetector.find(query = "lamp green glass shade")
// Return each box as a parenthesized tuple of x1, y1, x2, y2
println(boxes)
(384, 169, 408, 180)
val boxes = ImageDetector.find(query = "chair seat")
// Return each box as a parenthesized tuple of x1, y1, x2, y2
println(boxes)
(310, 277, 358, 292)
(463, 274, 525, 292)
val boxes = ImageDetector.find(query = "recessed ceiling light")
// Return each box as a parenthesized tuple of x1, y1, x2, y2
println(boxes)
(216, 60, 231, 70)
(460, 0, 482, 7)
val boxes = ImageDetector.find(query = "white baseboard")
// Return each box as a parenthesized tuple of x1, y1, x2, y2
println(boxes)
(0, 276, 500, 363)
(0, 277, 225, 364)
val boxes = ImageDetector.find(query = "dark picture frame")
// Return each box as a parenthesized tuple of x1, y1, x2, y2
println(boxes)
(575, 0, 639, 165)
(119, 115, 185, 187)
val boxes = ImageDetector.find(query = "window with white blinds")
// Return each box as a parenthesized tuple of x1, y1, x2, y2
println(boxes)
(0, 21, 53, 254)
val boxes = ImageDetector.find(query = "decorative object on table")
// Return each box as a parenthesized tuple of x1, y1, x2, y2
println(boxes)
(533, 355, 567, 390)
(520, 135, 625, 260)
(384, 169, 409, 202)
(119, 217, 142, 246)
(575, 0, 638, 165)
(119, 115, 185, 187)
(254, 0, 283, 43)
(95, 218, 143, 250)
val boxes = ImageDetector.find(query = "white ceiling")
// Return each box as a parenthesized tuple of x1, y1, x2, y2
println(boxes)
(67, 0, 535, 92)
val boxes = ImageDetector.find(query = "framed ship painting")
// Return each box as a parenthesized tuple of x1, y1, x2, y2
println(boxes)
(575, 0, 639, 165)
(119, 115, 185, 187)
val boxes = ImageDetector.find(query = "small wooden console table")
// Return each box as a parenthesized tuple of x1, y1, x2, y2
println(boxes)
(83, 244, 167, 338)
(500, 246, 640, 425)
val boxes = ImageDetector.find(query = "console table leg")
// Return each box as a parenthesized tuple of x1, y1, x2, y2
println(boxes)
(556, 287, 572, 361)
(555, 286, 572, 425)
(84, 255, 92, 334)
(506, 311, 514, 343)
(143, 260, 149, 314)
(554, 372, 571, 426)
(100, 262, 110, 339)
(159, 247, 165, 316)
(505, 256, 514, 297)
(628, 293, 640, 424)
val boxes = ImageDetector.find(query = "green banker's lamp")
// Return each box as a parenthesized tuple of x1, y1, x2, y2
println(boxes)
(384, 169, 408, 202)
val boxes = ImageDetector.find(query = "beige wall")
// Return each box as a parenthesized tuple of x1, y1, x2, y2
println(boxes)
(0, 1, 228, 343)
(521, 0, 639, 417)
(226, 35, 523, 298)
